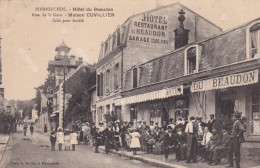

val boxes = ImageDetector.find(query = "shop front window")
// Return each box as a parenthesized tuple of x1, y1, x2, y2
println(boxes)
(251, 91, 260, 135)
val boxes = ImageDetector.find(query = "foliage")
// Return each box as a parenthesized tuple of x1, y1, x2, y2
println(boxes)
(16, 99, 35, 119)
(64, 65, 96, 127)
(103, 111, 117, 124)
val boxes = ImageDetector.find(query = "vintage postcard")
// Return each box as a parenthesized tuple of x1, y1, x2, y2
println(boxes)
(0, 0, 260, 167)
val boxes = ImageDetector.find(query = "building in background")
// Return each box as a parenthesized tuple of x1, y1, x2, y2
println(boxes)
(44, 42, 83, 129)
(95, 2, 221, 125)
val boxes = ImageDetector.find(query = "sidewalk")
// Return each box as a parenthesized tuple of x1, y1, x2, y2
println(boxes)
(26, 126, 260, 168)
(0, 134, 10, 163)
(98, 146, 260, 168)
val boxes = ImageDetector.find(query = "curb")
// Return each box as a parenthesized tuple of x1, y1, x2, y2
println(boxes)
(0, 135, 10, 164)
(99, 146, 187, 168)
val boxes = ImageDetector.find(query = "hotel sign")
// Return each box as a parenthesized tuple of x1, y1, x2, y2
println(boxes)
(190, 69, 259, 92)
(128, 13, 169, 44)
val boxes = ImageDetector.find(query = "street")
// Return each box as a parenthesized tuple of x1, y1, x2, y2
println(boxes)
(0, 127, 157, 168)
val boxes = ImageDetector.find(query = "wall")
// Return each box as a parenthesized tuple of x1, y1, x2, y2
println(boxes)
(123, 3, 221, 89)
(189, 90, 215, 122)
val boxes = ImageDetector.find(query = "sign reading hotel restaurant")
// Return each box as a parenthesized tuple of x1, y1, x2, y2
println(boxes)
(128, 13, 169, 44)
(190, 69, 259, 92)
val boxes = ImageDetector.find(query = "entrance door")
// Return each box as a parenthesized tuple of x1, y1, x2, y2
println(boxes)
(161, 108, 169, 124)
(130, 106, 137, 123)
(216, 90, 235, 130)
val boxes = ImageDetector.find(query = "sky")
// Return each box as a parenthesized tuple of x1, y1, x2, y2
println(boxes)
(0, 0, 260, 101)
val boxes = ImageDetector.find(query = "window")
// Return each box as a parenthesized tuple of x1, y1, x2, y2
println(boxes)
(106, 69, 110, 93)
(100, 73, 103, 96)
(249, 23, 260, 58)
(117, 28, 121, 46)
(105, 41, 108, 54)
(187, 47, 196, 74)
(114, 63, 120, 90)
(251, 91, 260, 135)
(112, 34, 116, 49)
(97, 74, 100, 96)
(184, 45, 200, 75)
(133, 67, 138, 88)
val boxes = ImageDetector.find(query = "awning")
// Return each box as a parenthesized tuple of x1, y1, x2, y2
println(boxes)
(50, 114, 56, 117)
(190, 69, 259, 92)
(53, 110, 59, 114)
(119, 85, 183, 105)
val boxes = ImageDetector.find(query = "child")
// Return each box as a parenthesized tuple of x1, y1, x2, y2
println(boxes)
(56, 127, 64, 151)
(64, 129, 71, 150)
(130, 126, 141, 155)
(70, 129, 78, 151)
(50, 130, 56, 151)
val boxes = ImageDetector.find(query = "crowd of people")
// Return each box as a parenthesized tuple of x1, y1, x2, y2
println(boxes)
(44, 111, 246, 168)
(92, 112, 246, 168)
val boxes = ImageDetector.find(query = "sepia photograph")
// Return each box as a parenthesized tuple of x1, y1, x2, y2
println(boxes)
(0, 0, 260, 167)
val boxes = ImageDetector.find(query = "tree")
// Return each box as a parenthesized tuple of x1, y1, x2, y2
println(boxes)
(64, 65, 96, 127)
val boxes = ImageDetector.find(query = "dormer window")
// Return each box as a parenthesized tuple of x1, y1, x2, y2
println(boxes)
(105, 41, 108, 54)
(249, 23, 260, 58)
(117, 28, 121, 46)
(184, 45, 200, 75)
(133, 67, 138, 88)
(112, 34, 116, 49)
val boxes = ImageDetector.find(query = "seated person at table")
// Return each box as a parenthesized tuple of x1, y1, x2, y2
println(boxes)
(207, 128, 222, 163)
(153, 126, 166, 155)
(153, 126, 161, 143)
(209, 127, 230, 166)
(201, 127, 213, 146)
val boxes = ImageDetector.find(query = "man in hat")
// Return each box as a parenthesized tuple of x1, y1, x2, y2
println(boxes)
(149, 121, 155, 133)
(183, 116, 189, 132)
(185, 116, 198, 163)
(142, 121, 149, 130)
(162, 121, 168, 131)
(114, 120, 121, 147)
(168, 118, 175, 132)
(163, 126, 175, 162)
(196, 117, 205, 141)
(207, 128, 222, 164)
(207, 114, 216, 133)
(121, 121, 128, 148)
(227, 112, 245, 168)
(209, 127, 230, 166)
(94, 127, 101, 153)
(199, 126, 212, 160)
(104, 123, 118, 154)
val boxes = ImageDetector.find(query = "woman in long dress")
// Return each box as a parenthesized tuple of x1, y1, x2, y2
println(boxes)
(130, 127, 141, 155)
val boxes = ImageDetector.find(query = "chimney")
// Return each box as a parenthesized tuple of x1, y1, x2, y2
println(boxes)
(174, 9, 190, 49)
(78, 57, 83, 62)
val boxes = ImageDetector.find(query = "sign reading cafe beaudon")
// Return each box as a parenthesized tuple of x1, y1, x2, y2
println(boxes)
(128, 13, 169, 44)
(190, 69, 259, 92)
